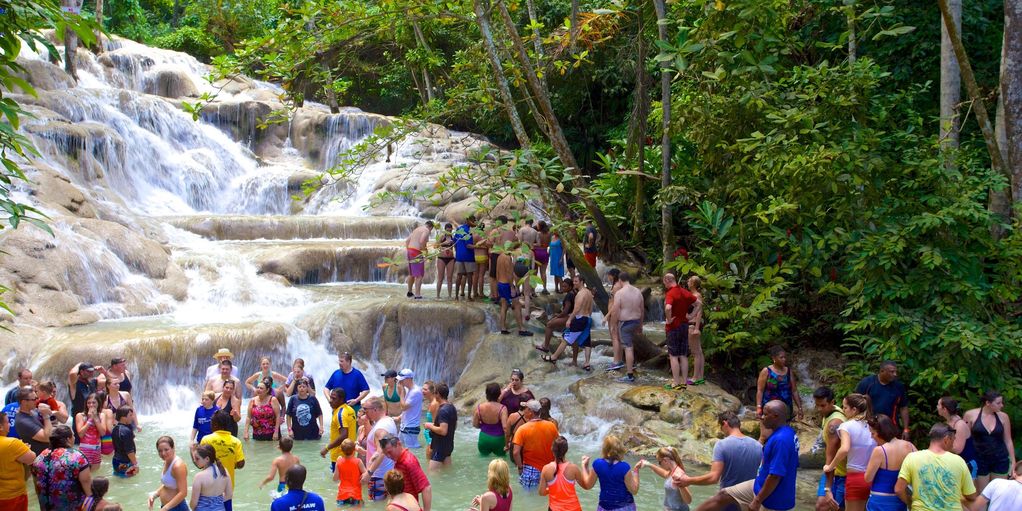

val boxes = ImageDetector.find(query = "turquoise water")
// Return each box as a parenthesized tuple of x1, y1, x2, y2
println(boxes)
(53, 412, 718, 510)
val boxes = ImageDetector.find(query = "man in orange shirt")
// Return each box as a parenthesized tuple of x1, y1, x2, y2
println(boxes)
(512, 400, 559, 490)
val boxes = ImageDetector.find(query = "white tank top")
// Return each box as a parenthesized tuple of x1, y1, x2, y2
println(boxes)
(839, 419, 876, 472)
(367, 416, 397, 478)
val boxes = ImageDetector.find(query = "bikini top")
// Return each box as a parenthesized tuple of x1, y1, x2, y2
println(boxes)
(162, 457, 180, 490)
(383, 384, 401, 403)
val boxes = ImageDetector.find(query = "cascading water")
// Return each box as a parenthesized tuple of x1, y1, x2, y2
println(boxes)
(0, 35, 677, 511)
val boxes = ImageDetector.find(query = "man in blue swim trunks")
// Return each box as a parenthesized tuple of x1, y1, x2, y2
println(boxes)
(495, 249, 528, 336)
(542, 275, 595, 371)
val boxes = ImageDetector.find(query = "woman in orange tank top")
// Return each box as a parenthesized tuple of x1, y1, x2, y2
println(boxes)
(539, 436, 594, 511)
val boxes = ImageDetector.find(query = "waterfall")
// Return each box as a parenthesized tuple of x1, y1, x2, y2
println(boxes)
(4, 35, 497, 421)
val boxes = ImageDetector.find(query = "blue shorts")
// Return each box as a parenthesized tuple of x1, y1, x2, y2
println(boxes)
(337, 498, 362, 507)
(277, 481, 286, 493)
(817, 473, 846, 509)
(866, 494, 906, 511)
(400, 427, 421, 449)
(166, 501, 190, 511)
(112, 458, 133, 477)
(497, 282, 515, 305)
(368, 476, 387, 501)
(520, 464, 541, 489)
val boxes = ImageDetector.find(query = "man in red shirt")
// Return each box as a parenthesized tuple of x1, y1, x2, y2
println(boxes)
(664, 273, 696, 390)
(381, 435, 432, 511)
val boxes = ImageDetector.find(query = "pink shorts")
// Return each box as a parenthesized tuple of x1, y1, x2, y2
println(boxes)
(80, 443, 102, 466)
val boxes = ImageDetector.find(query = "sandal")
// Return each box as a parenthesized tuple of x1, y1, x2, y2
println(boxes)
(542, 355, 557, 364)
(534, 346, 550, 353)
(518, 330, 534, 337)
(500, 330, 510, 335)
(693, 378, 706, 385)
(663, 384, 686, 391)
(582, 365, 592, 372)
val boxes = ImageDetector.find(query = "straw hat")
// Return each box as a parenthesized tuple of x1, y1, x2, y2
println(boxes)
(213, 348, 234, 360)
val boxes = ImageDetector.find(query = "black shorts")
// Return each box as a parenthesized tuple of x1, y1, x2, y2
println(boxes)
(430, 441, 454, 461)
(490, 253, 499, 278)
(976, 453, 1011, 476)
(666, 326, 689, 357)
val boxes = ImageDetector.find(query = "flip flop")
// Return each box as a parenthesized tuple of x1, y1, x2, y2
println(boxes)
(542, 355, 557, 364)
(500, 330, 510, 335)
(518, 331, 534, 337)
(534, 346, 550, 353)
(582, 365, 592, 372)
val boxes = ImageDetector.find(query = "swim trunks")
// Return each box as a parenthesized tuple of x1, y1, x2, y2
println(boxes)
(618, 320, 640, 348)
(520, 464, 542, 489)
(533, 247, 549, 265)
(497, 282, 516, 305)
(455, 261, 476, 274)
(564, 316, 592, 347)
(666, 326, 689, 357)
(407, 247, 425, 278)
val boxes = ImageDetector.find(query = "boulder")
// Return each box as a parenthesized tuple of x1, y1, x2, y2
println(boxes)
(144, 67, 199, 98)
(10, 58, 75, 92)
(621, 386, 676, 411)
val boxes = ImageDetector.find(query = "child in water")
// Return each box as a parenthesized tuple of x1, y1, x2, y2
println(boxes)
(636, 447, 693, 511)
(333, 439, 368, 508)
(259, 437, 300, 497)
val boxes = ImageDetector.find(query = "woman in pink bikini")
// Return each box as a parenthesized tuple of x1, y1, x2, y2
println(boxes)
(75, 393, 106, 471)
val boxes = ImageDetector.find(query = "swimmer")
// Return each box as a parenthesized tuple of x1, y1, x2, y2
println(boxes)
(405, 221, 434, 300)
(542, 275, 595, 371)
(259, 437, 300, 495)
(495, 250, 527, 336)
(333, 439, 368, 507)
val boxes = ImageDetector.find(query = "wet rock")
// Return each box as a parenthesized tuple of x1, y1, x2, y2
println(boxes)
(144, 67, 199, 98)
(10, 58, 75, 92)
(621, 386, 676, 411)
(200, 99, 290, 157)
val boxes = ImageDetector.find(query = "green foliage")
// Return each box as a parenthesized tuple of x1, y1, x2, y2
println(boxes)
(151, 25, 221, 61)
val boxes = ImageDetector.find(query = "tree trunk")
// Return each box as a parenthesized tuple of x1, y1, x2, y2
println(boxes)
(569, 0, 580, 54)
(938, 0, 1010, 220)
(525, 0, 545, 75)
(323, 66, 339, 114)
(653, 0, 673, 266)
(172, 0, 182, 27)
(627, 13, 650, 244)
(62, 0, 80, 81)
(473, 0, 531, 147)
(1003, 0, 1022, 202)
(494, 0, 629, 258)
(94, 0, 104, 54)
(846, 0, 856, 64)
(940, 0, 961, 162)
(408, 63, 429, 108)
(412, 20, 436, 102)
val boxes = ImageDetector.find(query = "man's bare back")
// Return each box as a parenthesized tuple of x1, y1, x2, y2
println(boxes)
(496, 253, 515, 284)
(406, 225, 430, 250)
(572, 287, 594, 317)
(614, 284, 644, 322)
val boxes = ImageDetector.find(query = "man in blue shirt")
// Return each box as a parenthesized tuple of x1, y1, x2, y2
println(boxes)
(453, 216, 476, 300)
(270, 464, 325, 511)
(323, 352, 370, 413)
(701, 400, 798, 511)
(855, 360, 910, 438)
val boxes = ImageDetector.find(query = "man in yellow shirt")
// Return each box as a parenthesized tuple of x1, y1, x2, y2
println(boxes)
(319, 388, 356, 472)
(815, 386, 847, 511)
(199, 410, 245, 511)
(0, 417, 35, 511)
(896, 423, 977, 511)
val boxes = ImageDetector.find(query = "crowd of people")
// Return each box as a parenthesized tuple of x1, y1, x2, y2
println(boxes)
(0, 219, 1019, 511)
(3, 348, 1020, 511)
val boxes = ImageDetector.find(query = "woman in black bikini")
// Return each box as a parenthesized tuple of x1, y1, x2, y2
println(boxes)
(436, 223, 456, 299)
(215, 380, 242, 437)
(965, 390, 1016, 493)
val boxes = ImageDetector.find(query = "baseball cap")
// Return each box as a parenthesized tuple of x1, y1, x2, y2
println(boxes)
(397, 369, 415, 381)
(381, 369, 398, 379)
(78, 363, 95, 373)
(523, 399, 541, 412)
